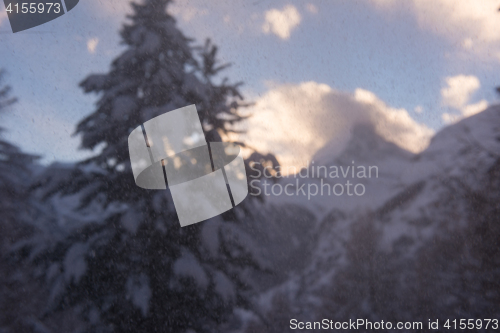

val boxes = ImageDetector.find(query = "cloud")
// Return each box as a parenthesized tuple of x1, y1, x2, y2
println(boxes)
(234, 82, 433, 169)
(306, 3, 318, 14)
(440, 75, 488, 123)
(461, 100, 488, 117)
(87, 38, 99, 54)
(262, 5, 301, 40)
(461, 38, 473, 50)
(414, 105, 423, 113)
(442, 100, 488, 124)
(441, 75, 480, 109)
(369, 0, 500, 59)
(412, 0, 500, 42)
(0, 7, 7, 27)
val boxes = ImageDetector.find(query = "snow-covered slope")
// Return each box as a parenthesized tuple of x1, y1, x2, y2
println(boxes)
(264, 123, 416, 221)
(244, 106, 500, 331)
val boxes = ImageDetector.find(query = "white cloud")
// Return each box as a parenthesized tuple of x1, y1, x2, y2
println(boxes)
(440, 74, 488, 123)
(354, 88, 434, 151)
(306, 3, 318, 14)
(412, 0, 500, 42)
(414, 105, 423, 113)
(234, 82, 433, 170)
(442, 100, 488, 124)
(441, 75, 480, 109)
(0, 8, 7, 27)
(370, 0, 500, 60)
(262, 5, 301, 40)
(461, 38, 473, 50)
(462, 100, 488, 117)
(441, 113, 456, 124)
(87, 38, 99, 54)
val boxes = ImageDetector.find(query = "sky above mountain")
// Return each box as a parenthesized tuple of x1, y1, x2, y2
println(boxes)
(0, 0, 499, 166)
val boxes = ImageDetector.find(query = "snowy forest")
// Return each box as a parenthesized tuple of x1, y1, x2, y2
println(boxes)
(1, 0, 500, 332)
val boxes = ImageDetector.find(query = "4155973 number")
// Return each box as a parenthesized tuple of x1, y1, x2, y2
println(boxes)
(5, 2, 61, 14)
(444, 319, 499, 330)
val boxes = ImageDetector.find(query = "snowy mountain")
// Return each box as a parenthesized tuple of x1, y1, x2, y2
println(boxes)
(263, 122, 416, 221)
(7, 105, 498, 333)
(244, 106, 500, 331)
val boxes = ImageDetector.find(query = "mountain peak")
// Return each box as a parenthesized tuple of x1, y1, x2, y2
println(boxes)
(313, 123, 414, 166)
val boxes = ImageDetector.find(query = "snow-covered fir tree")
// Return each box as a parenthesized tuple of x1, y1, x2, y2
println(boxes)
(0, 71, 36, 241)
(0, 71, 44, 332)
(21, 1, 272, 332)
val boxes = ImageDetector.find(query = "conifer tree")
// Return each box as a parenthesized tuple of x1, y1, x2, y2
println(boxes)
(0, 71, 41, 332)
(0, 71, 36, 232)
(27, 1, 268, 332)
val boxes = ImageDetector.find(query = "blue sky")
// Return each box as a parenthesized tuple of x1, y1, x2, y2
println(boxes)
(0, 0, 499, 166)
